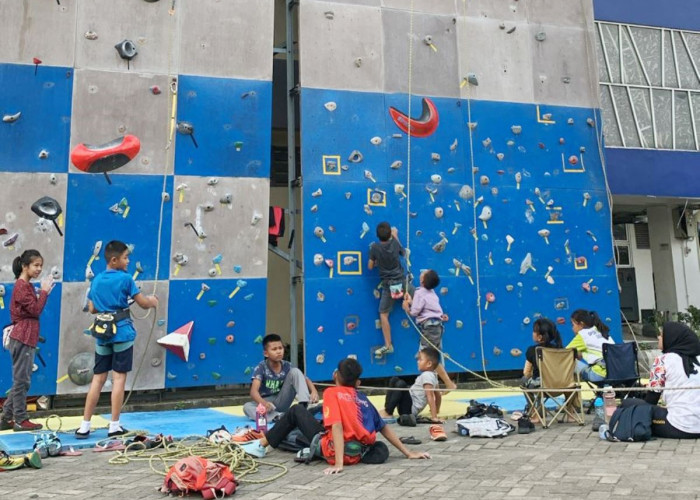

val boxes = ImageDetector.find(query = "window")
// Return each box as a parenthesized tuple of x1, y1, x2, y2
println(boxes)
(596, 22, 700, 151)
(612, 223, 628, 242)
(615, 245, 632, 267)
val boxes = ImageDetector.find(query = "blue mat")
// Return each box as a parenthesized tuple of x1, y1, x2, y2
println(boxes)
(0, 408, 251, 454)
(458, 395, 564, 412)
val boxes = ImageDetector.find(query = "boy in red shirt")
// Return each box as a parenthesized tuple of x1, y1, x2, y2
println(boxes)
(257, 358, 430, 474)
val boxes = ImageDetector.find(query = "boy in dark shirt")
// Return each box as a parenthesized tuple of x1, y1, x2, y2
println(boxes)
(368, 222, 411, 358)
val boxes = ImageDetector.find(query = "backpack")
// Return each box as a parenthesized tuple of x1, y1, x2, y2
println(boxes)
(455, 416, 515, 438)
(277, 428, 310, 453)
(161, 456, 237, 499)
(606, 404, 654, 442)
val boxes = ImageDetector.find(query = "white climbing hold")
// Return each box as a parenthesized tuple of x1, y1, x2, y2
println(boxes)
(370, 136, 382, 145)
(430, 174, 442, 184)
(458, 185, 474, 200)
(324, 101, 337, 111)
(390, 160, 402, 170)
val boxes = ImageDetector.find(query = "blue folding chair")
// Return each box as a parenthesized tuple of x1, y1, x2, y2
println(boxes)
(586, 342, 642, 412)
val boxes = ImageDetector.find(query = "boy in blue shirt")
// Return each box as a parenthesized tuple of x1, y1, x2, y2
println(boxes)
(75, 241, 158, 439)
(241, 334, 318, 427)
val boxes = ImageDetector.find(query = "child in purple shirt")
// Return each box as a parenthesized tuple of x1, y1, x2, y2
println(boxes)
(403, 270, 456, 391)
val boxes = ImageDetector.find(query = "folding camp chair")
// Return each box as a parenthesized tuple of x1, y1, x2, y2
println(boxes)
(523, 347, 585, 428)
(585, 342, 642, 413)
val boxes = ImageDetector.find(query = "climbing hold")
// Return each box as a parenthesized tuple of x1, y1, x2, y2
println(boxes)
(207, 299, 217, 307)
(493, 346, 502, 356)
(370, 136, 382, 145)
(594, 201, 603, 212)
(316, 353, 325, 364)
(2, 111, 21, 124)
(496, 153, 505, 161)
(354, 57, 362, 67)
(226, 321, 235, 328)
(244, 367, 252, 375)
(150, 85, 161, 95)
(582, 192, 591, 207)
(506, 235, 515, 252)
(455, 320, 463, 329)
(348, 150, 363, 163)
(586, 118, 595, 127)
(538, 229, 550, 245)
(450, 139, 458, 151)
(226, 335, 234, 343)
(207, 268, 217, 277)
(207, 337, 216, 345)
(394, 184, 407, 199)
(511, 125, 522, 135)
(478, 206, 492, 228)
(535, 31, 546, 41)
(30, 196, 64, 236)
(519, 253, 536, 274)
(177, 121, 198, 147)
(480, 175, 489, 186)
(505, 284, 514, 292)
(38, 149, 49, 160)
(364, 170, 376, 183)
(70, 134, 141, 184)
(452, 222, 462, 235)
(485, 292, 495, 310)
(431, 174, 442, 184)
(586, 230, 597, 242)
(466, 73, 479, 86)
(253, 335, 264, 344)
(458, 185, 474, 200)
(468, 122, 478, 130)
(345, 192, 352, 200)
(324, 101, 337, 111)
(317, 326, 324, 333)
(390, 160, 403, 170)
(114, 39, 138, 67)
(251, 211, 262, 225)
(482, 137, 492, 148)
(388, 97, 439, 138)
(84, 31, 98, 40)
(434, 207, 444, 219)
(311, 188, 322, 197)
(523, 317, 531, 325)
(316, 291, 325, 302)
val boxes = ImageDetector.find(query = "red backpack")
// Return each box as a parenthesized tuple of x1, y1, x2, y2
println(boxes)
(161, 456, 237, 499)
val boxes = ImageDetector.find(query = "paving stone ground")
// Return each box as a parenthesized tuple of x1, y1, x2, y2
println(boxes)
(2, 415, 699, 500)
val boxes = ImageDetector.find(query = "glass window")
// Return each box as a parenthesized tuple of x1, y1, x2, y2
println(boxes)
(615, 245, 632, 267)
(597, 22, 700, 151)
(613, 224, 628, 242)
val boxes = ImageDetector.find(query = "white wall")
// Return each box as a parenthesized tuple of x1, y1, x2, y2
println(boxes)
(627, 224, 656, 316)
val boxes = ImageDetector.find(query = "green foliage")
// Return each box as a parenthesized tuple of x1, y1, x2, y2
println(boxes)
(676, 305, 700, 335)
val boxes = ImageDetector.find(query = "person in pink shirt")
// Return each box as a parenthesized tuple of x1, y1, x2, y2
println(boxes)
(402, 270, 455, 391)
(1, 250, 54, 432)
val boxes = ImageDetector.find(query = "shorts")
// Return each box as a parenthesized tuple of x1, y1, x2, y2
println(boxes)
(94, 345, 134, 374)
(378, 280, 414, 314)
(418, 319, 444, 350)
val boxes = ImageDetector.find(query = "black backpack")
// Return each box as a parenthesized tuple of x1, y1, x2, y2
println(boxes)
(606, 404, 654, 442)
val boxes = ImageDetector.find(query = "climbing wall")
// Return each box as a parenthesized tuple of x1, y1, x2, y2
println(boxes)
(299, 0, 621, 379)
(0, 0, 274, 396)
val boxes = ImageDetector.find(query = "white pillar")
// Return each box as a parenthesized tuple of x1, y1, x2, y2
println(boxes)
(647, 206, 700, 315)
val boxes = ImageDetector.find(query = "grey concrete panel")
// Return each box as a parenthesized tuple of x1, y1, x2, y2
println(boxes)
(299, 1, 384, 92)
(170, 176, 269, 280)
(457, 17, 534, 104)
(56, 281, 168, 395)
(381, 0, 457, 15)
(526, 0, 594, 30)
(0, 173, 67, 282)
(382, 10, 460, 97)
(178, 0, 274, 80)
(461, 0, 528, 22)
(530, 25, 598, 108)
(0, 0, 77, 67)
(70, 69, 172, 176)
(75, 0, 176, 74)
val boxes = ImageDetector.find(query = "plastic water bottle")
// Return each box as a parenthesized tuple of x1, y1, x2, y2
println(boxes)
(255, 403, 268, 433)
(603, 387, 617, 423)
(598, 424, 609, 440)
(594, 399, 605, 421)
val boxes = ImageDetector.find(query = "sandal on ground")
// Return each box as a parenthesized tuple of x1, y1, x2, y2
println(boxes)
(416, 415, 434, 424)
(510, 411, 523, 421)
(429, 425, 447, 442)
(400, 436, 422, 445)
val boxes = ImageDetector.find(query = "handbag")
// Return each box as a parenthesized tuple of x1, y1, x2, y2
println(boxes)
(2, 323, 14, 350)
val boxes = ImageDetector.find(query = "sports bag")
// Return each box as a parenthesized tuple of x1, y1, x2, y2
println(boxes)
(88, 309, 130, 340)
(161, 456, 237, 499)
(455, 416, 515, 438)
(606, 404, 654, 442)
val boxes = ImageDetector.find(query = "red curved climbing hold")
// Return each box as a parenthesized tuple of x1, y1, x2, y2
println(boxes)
(389, 97, 439, 138)
(70, 135, 140, 184)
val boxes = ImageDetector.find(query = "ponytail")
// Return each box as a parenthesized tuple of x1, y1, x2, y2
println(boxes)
(12, 249, 43, 279)
(571, 309, 610, 339)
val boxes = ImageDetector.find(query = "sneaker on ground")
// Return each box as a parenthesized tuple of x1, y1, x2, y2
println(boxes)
(0, 419, 14, 431)
(231, 428, 264, 443)
(14, 420, 43, 432)
(107, 427, 129, 438)
(517, 416, 535, 434)
(374, 345, 394, 359)
(239, 439, 268, 458)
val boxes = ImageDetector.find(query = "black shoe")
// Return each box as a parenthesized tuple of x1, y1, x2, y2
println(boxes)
(0, 419, 14, 431)
(463, 400, 487, 419)
(518, 416, 535, 434)
(485, 404, 504, 418)
(108, 427, 129, 438)
(74, 429, 90, 440)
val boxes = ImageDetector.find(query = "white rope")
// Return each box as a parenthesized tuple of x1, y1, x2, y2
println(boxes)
(404, 0, 415, 272)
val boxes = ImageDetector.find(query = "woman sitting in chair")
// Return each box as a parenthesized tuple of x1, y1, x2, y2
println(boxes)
(623, 322, 700, 439)
(522, 318, 563, 388)
(567, 309, 614, 382)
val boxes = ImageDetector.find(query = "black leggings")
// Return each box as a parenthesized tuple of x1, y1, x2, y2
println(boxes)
(622, 398, 700, 439)
(384, 376, 413, 416)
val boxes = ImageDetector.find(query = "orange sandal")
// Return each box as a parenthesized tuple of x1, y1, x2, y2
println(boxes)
(429, 425, 447, 442)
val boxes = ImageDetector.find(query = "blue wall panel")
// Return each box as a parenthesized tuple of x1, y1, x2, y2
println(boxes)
(0, 63, 73, 173)
(0, 283, 61, 396)
(63, 173, 173, 282)
(164, 278, 267, 388)
(594, 0, 700, 31)
(175, 76, 272, 178)
(604, 147, 700, 198)
(301, 88, 620, 380)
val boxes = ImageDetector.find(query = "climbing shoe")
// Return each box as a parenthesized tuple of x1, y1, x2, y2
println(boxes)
(14, 419, 43, 432)
(374, 345, 394, 359)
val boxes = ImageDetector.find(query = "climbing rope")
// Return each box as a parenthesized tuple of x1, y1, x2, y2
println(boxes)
(108, 435, 288, 484)
(404, 0, 415, 270)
